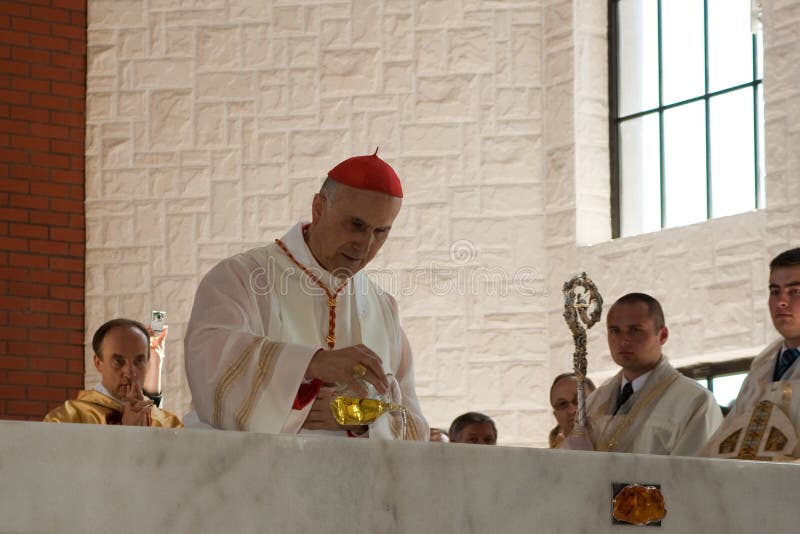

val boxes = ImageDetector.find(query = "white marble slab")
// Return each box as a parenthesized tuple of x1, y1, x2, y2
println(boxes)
(1, 420, 798, 533)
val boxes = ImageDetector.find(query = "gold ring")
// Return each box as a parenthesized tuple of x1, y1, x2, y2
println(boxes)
(352, 363, 367, 378)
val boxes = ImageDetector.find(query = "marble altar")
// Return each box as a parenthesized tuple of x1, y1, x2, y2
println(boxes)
(0, 420, 797, 533)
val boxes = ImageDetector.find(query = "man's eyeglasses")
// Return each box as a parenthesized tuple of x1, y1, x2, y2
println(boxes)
(552, 399, 579, 411)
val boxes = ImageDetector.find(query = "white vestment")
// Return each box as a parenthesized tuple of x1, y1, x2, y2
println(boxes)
(585, 357, 722, 456)
(184, 222, 428, 440)
(702, 340, 800, 460)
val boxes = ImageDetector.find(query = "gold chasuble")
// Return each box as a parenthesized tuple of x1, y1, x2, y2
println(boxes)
(703, 340, 800, 462)
(585, 357, 722, 456)
(44, 390, 183, 428)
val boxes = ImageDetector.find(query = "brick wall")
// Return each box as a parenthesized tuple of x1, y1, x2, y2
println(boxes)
(0, 0, 87, 420)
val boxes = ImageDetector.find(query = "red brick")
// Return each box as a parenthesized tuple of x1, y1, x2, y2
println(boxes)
(49, 226, 82, 242)
(0, 178, 28, 193)
(69, 300, 83, 315)
(8, 340, 49, 356)
(28, 298, 68, 314)
(66, 331, 82, 344)
(11, 46, 49, 65)
(0, 295, 28, 310)
(69, 95, 84, 112)
(31, 181, 70, 198)
(9, 281, 48, 298)
(49, 110, 81, 127)
(0, 207, 27, 221)
(31, 6, 70, 23)
(68, 38, 84, 55)
(50, 286, 83, 301)
(53, 0, 85, 9)
(0, 30, 30, 48)
(51, 81, 83, 98)
(29, 239, 68, 255)
(30, 122, 68, 139)
(0, 385, 26, 398)
(10, 105, 48, 123)
(9, 252, 49, 269)
(9, 222, 48, 239)
(8, 371, 47, 386)
(67, 359, 83, 373)
(69, 154, 83, 170)
(31, 63, 69, 81)
(0, 236, 28, 251)
(0, 355, 27, 369)
(0, 89, 29, 105)
(11, 76, 50, 94)
(4, 414, 28, 421)
(0, 325, 27, 339)
(28, 356, 67, 373)
(51, 168, 82, 184)
(0, 2, 31, 17)
(30, 93, 69, 110)
(70, 11, 85, 26)
(51, 22, 83, 40)
(29, 328, 68, 344)
(9, 193, 49, 210)
(32, 152, 69, 168)
(50, 197, 81, 212)
(11, 134, 50, 152)
(50, 138, 82, 154)
(7, 400, 46, 416)
(49, 258, 83, 274)
(0, 15, 7, 28)
(28, 210, 67, 225)
(68, 242, 84, 256)
(0, 43, 9, 58)
(0, 118, 30, 135)
(10, 164, 49, 180)
(0, 267, 28, 281)
(29, 269, 68, 285)
(50, 51, 81, 69)
(28, 386, 69, 401)
(0, 148, 28, 163)
(68, 272, 82, 286)
(9, 310, 48, 327)
(46, 373, 83, 388)
(11, 17, 50, 36)
(50, 313, 82, 329)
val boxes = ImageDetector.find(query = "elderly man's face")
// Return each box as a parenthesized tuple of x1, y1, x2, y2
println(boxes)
(551, 377, 594, 437)
(93, 326, 149, 399)
(308, 184, 401, 277)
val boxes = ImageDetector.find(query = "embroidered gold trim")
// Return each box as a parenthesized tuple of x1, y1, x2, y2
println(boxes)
(405, 413, 422, 441)
(234, 341, 284, 430)
(595, 375, 680, 452)
(737, 400, 773, 460)
(214, 338, 261, 428)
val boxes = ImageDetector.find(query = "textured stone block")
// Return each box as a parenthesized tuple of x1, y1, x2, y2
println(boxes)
(149, 91, 193, 150)
(197, 26, 240, 68)
(449, 27, 493, 73)
(320, 50, 380, 94)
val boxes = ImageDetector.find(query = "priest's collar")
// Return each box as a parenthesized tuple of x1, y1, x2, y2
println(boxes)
(93, 382, 123, 404)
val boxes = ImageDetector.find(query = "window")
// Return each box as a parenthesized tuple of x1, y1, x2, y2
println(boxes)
(609, 0, 764, 238)
(679, 357, 753, 415)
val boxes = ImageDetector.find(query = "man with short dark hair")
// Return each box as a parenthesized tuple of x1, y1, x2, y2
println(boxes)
(703, 248, 800, 461)
(563, 293, 721, 455)
(449, 412, 497, 445)
(44, 318, 182, 427)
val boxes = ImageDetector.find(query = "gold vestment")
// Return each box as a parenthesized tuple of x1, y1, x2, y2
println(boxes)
(44, 390, 183, 428)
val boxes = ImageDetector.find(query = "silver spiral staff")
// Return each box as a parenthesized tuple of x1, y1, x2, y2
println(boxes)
(562, 273, 603, 429)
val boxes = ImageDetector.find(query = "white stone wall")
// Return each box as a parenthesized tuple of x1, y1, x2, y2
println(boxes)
(85, 0, 800, 447)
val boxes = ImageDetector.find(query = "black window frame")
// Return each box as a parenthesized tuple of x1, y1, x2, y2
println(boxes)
(608, 0, 764, 238)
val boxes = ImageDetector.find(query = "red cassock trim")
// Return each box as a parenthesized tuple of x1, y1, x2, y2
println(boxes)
(292, 379, 323, 410)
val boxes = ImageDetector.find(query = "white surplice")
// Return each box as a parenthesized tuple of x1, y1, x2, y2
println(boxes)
(184, 222, 428, 440)
(702, 339, 800, 460)
(585, 357, 722, 456)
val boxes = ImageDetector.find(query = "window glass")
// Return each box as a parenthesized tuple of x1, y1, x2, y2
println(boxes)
(620, 114, 662, 236)
(618, 0, 659, 116)
(663, 100, 707, 228)
(662, 0, 705, 105)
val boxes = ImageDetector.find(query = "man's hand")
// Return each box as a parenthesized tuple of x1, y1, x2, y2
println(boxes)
(559, 423, 595, 451)
(121, 383, 154, 426)
(306, 344, 388, 397)
(301, 387, 368, 434)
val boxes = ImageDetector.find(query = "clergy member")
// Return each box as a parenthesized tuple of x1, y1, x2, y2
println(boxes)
(563, 293, 722, 455)
(548, 373, 595, 448)
(702, 248, 800, 461)
(183, 150, 428, 440)
(44, 318, 183, 427)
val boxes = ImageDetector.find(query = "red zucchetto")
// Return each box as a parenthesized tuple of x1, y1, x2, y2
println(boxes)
(327, 148, 403, 198)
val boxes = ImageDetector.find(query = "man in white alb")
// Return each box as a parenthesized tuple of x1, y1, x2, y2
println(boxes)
(563, 293, 722, 455)
(183, 151, 428, 440)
